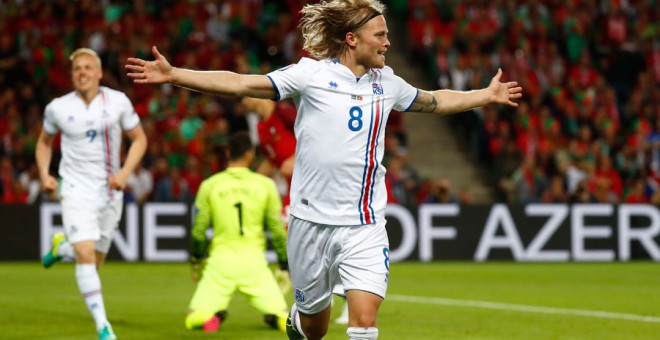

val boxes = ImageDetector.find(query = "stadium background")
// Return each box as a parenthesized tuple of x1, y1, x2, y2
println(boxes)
(0, 1, 659, 339)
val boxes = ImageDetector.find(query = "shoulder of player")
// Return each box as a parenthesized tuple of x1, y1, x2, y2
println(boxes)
(99, 86, 131, 102)
(246, 171, 279, 190)
(372, 65, 397, 79)
(46, 92, 77, 112)
(286, 57, 325, 75)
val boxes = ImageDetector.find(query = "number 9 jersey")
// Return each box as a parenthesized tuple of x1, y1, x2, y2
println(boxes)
(267, 58, 418, 226)
(42, 87, 140, 201)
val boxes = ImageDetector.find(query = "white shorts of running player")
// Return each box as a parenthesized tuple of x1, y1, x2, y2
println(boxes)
(61, 196, 123, 253)
(287, 215, 390, 314)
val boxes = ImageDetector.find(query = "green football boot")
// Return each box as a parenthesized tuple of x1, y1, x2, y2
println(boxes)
(98, 323, 117, 340)
(42, 232, 66, 269)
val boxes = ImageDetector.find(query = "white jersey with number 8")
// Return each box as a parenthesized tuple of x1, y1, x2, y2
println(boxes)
(267, 58, 418, 226)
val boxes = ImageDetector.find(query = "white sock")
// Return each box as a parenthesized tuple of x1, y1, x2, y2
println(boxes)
(347, 327, 379, 340)
(289, 303, 306, 337)
(76, 264, 108, 330)
(57, 240, 75, 260)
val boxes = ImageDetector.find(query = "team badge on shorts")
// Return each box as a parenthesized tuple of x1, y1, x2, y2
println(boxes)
(294, 288, 305, 303)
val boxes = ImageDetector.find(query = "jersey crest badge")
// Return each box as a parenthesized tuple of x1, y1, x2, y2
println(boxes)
(372, 83, 384, 95)
(329, 81, 338, 89)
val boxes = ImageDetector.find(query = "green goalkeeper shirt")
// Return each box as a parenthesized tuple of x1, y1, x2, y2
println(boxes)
(190, 167, 287, 264)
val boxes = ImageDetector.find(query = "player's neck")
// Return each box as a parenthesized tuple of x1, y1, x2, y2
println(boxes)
(76, 87, 100, 106)
(339, 54, 368, 78)
(227, 160, 250, 168)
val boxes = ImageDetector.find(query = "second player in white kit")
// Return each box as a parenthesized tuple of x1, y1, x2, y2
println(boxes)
(39, 48, 147, 340)
(43, 86, 140, 249)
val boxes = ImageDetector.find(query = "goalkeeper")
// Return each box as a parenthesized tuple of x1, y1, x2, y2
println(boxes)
(185, 131, 290, 332)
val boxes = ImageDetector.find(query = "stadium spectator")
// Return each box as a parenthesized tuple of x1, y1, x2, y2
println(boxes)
(624, 178, 650, 204)
(38, 48, 147, 340)
(153, 167, 192, 202)
(125, 161, 154, 204)
(17, 163, 41, 204)
(185, 131, 289, 333)
(424, 178, 459, 204)
(125, 2, 521, 340)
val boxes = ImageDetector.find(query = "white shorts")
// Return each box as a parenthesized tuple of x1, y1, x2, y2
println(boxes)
(287, 215, 390, 314)
(61, 196, 123, 253)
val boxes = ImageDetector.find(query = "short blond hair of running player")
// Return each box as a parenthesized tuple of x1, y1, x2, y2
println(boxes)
(69, 47, 102, 68)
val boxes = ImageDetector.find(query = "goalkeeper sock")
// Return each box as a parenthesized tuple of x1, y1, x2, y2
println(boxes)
(76, 264, 108, 330)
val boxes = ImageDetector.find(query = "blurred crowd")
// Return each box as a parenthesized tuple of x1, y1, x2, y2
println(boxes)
(0, 0, 413, 205)
(0, 0, 658, 206)
(399, 0, 660, 204)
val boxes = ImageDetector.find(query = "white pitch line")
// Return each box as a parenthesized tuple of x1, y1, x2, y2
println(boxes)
(388, 294, 660, 324)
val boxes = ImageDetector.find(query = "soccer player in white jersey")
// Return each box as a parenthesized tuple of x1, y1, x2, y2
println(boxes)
(125, 1, 522, 338)
(37, 48, 147, 340)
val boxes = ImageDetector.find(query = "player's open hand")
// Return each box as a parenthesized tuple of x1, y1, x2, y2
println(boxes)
(125, 46, 172, 84)
(488, 68, 523, 107)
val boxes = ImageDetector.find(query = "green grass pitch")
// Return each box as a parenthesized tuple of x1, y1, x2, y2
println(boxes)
(1, 262, 658, 339)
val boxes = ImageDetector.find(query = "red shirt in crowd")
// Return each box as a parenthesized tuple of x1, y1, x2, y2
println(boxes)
(257, 102, 297, 171)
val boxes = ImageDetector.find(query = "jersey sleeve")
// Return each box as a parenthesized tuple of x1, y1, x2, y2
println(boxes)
(266, 58, 315, 101)
(42, 103, 59, 135)
(264, 178, 287, 264)
(119, 93, 141, 131)
(190, 179, 212, 260)
(392, 74, 419, 112)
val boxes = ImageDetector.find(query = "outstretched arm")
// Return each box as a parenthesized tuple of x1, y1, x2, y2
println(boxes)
(126, 46, 276, 99)
(406, 68, 522, 115)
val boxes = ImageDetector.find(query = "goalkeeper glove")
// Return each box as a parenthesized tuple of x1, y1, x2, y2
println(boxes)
(190, 257, 205, 282)
(273, 267, 292, 295)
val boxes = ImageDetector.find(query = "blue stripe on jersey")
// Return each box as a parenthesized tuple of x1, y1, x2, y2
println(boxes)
(367, 96, 385, 221)
(358, 100, 376, 225)
(266, 75, 280, 101)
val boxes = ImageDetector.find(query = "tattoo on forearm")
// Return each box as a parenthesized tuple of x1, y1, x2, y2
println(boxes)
(407, 91, 437, 113)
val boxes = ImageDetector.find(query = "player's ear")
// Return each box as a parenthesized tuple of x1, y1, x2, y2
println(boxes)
(346, 31, 358, 48)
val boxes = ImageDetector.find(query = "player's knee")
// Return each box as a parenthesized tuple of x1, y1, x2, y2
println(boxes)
(75, 250, 96, 264)
(301, 322, 329, 340)
(346, 327, 378, 340)
(350, 313, 377, 328)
